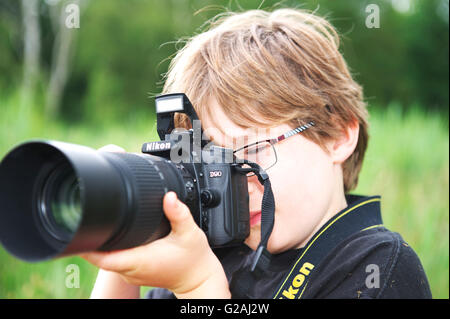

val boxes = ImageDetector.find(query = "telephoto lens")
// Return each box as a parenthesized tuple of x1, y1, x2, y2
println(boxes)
(0, 140, 195, 262)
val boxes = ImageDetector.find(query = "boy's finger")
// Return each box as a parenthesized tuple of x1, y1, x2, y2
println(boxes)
(79, 248, 143, 273)
(163, 192, 197, 236)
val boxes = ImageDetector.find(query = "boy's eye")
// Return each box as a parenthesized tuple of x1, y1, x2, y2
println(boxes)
(243, 142, 272, 160)
(245, 147, 258, 155)
(234, 141, 275, 171)
(245, 144, 266, 155)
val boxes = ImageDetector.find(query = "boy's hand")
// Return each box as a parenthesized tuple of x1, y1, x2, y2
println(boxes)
(81, 145, 230, 298)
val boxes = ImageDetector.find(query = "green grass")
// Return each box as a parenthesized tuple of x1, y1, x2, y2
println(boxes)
(0, 93, 448, 298)
(354, 103, 449, 299)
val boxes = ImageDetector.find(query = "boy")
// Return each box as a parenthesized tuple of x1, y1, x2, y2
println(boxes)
(82, 8, 431, 299)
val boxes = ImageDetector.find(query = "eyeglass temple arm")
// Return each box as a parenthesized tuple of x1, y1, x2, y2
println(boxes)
(276, 121, 315, 142)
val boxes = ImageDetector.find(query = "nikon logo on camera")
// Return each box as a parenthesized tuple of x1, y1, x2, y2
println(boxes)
(143, 141, 171, 152)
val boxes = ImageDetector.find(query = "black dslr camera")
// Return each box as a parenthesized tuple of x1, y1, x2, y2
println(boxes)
(0, 93, 249, 262)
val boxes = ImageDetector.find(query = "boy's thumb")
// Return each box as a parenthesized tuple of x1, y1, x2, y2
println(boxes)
(163, 192, 196, 235)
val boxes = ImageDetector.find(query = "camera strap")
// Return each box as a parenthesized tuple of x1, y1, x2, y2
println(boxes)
(230, 161, 383, 299)
(233, 161, 275, 267)
(272, 196, 382, 299)
(231, 162, 276, 296)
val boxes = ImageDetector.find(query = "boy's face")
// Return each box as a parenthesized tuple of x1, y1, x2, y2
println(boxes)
(201, 99, 349, 253)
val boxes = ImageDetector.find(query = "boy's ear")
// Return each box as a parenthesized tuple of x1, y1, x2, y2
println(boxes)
(328, 118, 360, 165)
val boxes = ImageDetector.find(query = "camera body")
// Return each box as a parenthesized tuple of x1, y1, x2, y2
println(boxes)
(142, 93, 250, 247)
(142, 136, 250, 247)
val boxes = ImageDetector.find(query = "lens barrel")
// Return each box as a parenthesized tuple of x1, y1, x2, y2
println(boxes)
(0, 141, 189, 262)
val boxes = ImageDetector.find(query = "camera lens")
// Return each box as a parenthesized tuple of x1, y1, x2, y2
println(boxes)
(0, 140, 188, 261)
(38, 163, 82, 243)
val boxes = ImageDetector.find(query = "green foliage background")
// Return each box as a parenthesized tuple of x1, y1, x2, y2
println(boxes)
(0, 0, 448, 298)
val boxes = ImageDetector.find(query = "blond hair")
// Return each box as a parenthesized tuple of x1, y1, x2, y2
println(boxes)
(163, 8, 369, 192)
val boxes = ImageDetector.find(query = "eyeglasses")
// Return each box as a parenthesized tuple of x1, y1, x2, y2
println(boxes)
(233, 121, 315, 176)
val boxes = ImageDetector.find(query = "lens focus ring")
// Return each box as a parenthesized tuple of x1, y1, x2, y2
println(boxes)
(100, 152, 169, 250)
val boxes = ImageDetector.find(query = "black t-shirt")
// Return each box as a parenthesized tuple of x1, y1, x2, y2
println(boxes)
(145, 195, 432, 299)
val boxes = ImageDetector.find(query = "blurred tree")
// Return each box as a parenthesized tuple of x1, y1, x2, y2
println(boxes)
(46, 0, 84, 117)
(20, 0, 40, 109)
(0, 0, 22, 95)
(404, 0, 449, 110)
